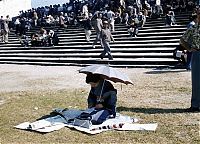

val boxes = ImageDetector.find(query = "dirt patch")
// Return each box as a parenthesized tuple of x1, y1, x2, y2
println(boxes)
(0, 64, 192, 109)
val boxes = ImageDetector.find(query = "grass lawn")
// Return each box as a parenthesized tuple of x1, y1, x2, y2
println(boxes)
(0, 88, 199, 144)
(0, 66, 199, 143)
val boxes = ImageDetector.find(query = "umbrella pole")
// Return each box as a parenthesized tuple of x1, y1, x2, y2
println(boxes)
(99, 79, 105, 101)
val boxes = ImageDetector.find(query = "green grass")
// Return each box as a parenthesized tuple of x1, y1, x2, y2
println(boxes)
(0, 89, 199, 144)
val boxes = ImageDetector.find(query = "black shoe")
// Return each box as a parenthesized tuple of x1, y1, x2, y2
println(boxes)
(185, 107, 200, 112)
(99, 55, 103, 59)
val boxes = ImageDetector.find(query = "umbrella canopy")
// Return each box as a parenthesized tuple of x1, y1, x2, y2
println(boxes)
(78, 64, 133, 85)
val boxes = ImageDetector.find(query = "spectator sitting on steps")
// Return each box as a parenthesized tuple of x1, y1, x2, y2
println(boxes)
(47, 30, 59, 46)
(165, 10, 176, 26)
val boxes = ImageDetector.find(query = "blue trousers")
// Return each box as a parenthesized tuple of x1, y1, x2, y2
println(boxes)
(191, 51, 200, 108)
(100, 40, 113, 60)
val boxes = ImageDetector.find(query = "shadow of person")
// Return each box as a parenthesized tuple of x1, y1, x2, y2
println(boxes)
(145, 69, 187, 75)
(117, 106, 186, 114)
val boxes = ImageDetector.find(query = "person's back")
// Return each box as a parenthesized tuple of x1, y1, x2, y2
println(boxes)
(107, 10, 115, 21)
(83, 17, 92, 30)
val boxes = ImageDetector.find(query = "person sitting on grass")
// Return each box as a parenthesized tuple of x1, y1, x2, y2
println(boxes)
(85, 73, 117, 124)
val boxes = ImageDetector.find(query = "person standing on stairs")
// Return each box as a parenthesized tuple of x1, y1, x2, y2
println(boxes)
(83, 13, 93, 42)
(2, 16, 10, 44)
(99, 21, 115, 60)
(106, 7, 116, 32)
(59, 12, 67, 29)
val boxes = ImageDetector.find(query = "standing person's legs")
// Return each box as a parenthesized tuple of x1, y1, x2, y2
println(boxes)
(191, 51, 200, 110)
(186, 51, 192, 70)
(92, 32, 100, 47)
(34, 19, 38, 26)
(100, 41, 113, 60)
(3, 31, 8, 43)
(110, 20, 115, 31)
(85, 29, 91, 42)
(2, 30, 5, 42)
(99, 42, 106, 59)
(134, 27, 139, 37)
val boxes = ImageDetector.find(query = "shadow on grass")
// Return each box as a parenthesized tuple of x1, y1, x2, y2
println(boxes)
(117, 106, 187, 114)
(145, 69, 187, 75)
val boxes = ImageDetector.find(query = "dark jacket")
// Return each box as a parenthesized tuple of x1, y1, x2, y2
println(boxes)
(84, 18, 92, 30)
(87, 80, 117, 116)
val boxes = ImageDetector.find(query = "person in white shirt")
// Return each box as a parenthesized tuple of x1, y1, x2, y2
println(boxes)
(106, 8, 115, 32)
(82, 3, 89, 19)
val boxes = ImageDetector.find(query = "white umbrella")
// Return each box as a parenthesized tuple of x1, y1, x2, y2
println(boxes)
(78, 64, 133, 85)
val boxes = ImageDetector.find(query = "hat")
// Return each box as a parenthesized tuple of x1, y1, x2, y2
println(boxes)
(138, 12, 143, 15)
(103, 21, 109, 24)
(89, 13, 93, 17)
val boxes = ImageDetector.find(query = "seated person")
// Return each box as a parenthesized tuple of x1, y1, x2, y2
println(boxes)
(137, 12, 146, 28)
(165, 11, 176, 26)
(128, 19, 138, 38)
(38, 27, 48, 46)
(20, 35, 29, 47)
(47, 30, 59, 46)
(30, 33, 40, 47)
(85, 73, 117, 125)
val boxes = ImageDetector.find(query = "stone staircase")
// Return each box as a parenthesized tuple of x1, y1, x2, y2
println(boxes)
(0, 13, 189, 68)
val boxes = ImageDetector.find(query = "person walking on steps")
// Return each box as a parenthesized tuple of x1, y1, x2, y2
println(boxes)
(92, 13, 103, 48)
(99, 21, 115, 60)
(83, 13, 93, 42)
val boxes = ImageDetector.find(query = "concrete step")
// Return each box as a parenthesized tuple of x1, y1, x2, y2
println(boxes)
(0, 57, 179, 66)
(0, 42, 179, 48)
(0, 52, 173, 58)
(0, 47, 176, 52)
(0, 60, 178, 68)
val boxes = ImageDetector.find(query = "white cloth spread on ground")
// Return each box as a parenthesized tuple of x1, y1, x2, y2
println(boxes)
(14, 108, 158, 134)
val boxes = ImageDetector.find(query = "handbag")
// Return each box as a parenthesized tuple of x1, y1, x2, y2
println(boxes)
(73, 112, 92, 128)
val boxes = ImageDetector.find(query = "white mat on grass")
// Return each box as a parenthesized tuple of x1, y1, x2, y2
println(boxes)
(14, 109, 158, 134)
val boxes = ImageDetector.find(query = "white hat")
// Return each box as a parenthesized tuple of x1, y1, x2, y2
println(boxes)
(103, 21, 109, 24)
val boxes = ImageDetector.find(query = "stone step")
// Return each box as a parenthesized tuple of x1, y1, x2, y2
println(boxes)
(0, 47, 176, 52)
(0, 52, 173, 58)
(0, 60, 177, 68)
(0, 42, 179, 48)
(3, 37, 181, 44)
(0, 57, 179, 66)
(56, 31, 184, 38)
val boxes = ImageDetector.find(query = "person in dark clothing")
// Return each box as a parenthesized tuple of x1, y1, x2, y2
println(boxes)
(86, 73, 117, 124)
(30, 33, 40, 47)
(47, 30, 59, 46)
